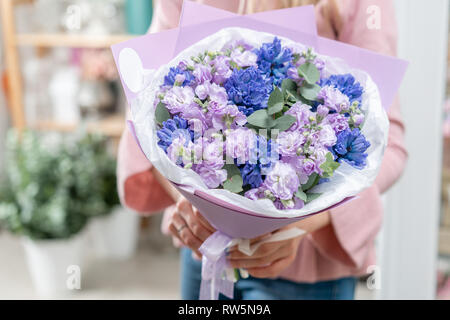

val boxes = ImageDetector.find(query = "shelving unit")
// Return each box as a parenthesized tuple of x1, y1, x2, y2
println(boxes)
(0, 0, 134, 136)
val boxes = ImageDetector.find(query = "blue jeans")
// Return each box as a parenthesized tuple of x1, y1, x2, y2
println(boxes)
(180, 248, 356, 300)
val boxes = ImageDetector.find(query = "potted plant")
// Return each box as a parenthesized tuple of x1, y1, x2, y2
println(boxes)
(0, 131, 90, 297)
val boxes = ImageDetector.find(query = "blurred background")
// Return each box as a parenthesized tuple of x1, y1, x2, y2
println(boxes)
(0, 0, 449, 300)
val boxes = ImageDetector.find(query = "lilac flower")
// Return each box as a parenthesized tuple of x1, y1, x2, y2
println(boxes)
(285, 102, 313, 131)
(264, 162, 299, 200)
(224, 127, 257, 164)
(316, 124, 337, 148)
(320, 74, 363, 104)
(193, 64, 213, 84)
(331, 128, 370, 169)
(317, 86, 350, 113)
(164, 66, 194, 87)
(317, 104, 329, 118)
(208, 104, 247, 130)
(210, 55, 232, 85)
(276, 130, 305, 157)
(230, 48, 258, 68)
(323, 113, 349, 133)
(352, 113, 365, 127)
(195, 165, 227, 188)
(224, 66, 272, 116)
(167, 136, 195, 167)
(162, 86, 196, 114)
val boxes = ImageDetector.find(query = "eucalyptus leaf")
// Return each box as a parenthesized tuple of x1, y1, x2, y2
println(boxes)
(267, 87, 284, 115)
(306, 193, 322, 203)
(299, 83, 321, 101)
(224, 164, 241, 179)
(223, 175, 243, 193)
(301, 173, 319, 191)
(273, 114, 296, 131)
(247, 109, 276, 129)
(155, 102, 171, 124)
(295, 189, 308, 202)
(297, 62, 320, 85)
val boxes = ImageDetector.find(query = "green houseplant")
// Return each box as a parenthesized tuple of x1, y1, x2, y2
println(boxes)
(0, 130, 119, 296)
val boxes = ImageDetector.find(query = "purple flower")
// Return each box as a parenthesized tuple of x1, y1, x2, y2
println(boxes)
(317, 86, 350, 113)
(316, 124, 337, 148)
(352, 113, 365, 127)
(285, 102, 313, 131)
(224, 127, 257, 164)
(195, 165, 227, 188)
(230, 48, 257, 68)
(208, 104, 247, 130)
(320, 74, 363, 105)
(256, 38, 293, 86)
(323, 113, 349, 133)
(164, 66, 194, 87)
(276, 130, 305, 157)
(167, 136, 195, 167)
(157, 116, 194, 152)
(210, 55, 232, 85)
(264, 162, 299, 200)
(224, 66, 272, 116)
(331, 128, 370, 169)
(193, 64, 213, 84)
(162, 86, 196, 114)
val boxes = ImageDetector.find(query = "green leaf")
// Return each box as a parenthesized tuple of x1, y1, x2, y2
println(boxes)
(306, 193, 322, 203)
(299, 83, 321, 101)
(272, 114, 296, 131)
(295, 189, 308, 202)
(297, 62, 320, 85)
(267, 87, 284, 115)
(320, 152, 340, 178)
(224, 164, 241, 179)
(247, 109, 276, 129)
(281, 79, 297, 95)
(155, 102, 171, 124)
(301, 173, 319, 191)
(223, 175, 243, 193)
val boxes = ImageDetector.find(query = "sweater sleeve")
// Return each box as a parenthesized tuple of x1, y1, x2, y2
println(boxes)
(311, 0, 408, 268)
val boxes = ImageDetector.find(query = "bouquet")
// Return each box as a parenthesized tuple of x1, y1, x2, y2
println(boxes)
(112, 1, 407, 300)
(155, 36, 370, 211)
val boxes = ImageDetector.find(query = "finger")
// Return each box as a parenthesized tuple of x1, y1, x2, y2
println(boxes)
(192, 250, 202, 261)
(247, 254, 295, 279)
(228, 244, 291, 269)
(227, 232, 274, 253)
(177, 222, 203, 251)
(193, 208, 216, 233)
(228, 241, 285, 260)
(177, 202, 212, 241)
(169, 224, 184, 247)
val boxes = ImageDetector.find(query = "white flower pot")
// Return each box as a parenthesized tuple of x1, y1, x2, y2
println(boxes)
(88, 206, 140, 260)
(22, 232, 86, 298)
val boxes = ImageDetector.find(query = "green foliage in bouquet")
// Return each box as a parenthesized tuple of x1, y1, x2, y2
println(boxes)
(0, 130, 119, 240)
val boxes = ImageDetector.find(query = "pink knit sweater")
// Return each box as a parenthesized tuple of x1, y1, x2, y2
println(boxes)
(117, 0, 407, 283)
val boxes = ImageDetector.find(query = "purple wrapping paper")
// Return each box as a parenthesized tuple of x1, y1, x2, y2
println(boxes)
(112, 1, 407, 239)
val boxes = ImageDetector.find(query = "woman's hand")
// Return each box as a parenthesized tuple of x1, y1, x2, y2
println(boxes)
(168, 197, 216, 259)
(227, 225, 304, 279)
(227, 210, 331, 278)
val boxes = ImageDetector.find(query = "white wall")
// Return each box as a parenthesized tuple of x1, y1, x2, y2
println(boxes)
(377, 0, 448, 299)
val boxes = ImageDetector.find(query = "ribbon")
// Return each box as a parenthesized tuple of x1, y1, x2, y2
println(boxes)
(198, 228, 305, 300)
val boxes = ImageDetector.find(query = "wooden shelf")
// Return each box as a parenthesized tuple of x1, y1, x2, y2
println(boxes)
(31, 114, 125, 137)
(16, 33, 134, 48)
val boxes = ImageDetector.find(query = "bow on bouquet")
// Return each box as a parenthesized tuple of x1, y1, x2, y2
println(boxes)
(112, 1, 407, 300)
